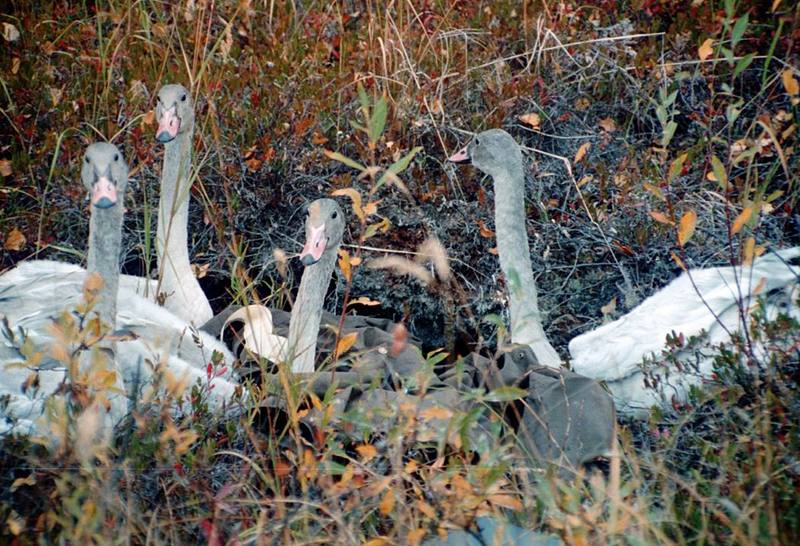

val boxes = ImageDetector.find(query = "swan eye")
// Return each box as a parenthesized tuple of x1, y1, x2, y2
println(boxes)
(181, 94, 187, 102)
(84, 156, 90, 164)
(114, 154, 119, 162)
(331, 211, 338, 219)
(474, 138, 480, 146)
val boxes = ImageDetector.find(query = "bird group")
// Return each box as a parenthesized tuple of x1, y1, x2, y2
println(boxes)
(1, 84, 797, 471)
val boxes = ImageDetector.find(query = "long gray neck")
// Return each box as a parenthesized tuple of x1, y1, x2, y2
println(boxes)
(493, 161, 561, 367)
(86, 205, 122, 326)
(287, 249, 338, 373)
(156, 126, 212, 323)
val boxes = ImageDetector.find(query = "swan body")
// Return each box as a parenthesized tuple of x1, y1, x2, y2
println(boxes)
(449, 129, 561, 366)
(1, 144, 236, 436)
(569, 248, 800, 415)
(121, 84, 213, 324)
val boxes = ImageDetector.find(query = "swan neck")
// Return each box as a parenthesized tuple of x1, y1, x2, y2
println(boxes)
(287, 248, 338, 373)
(157, 128, 192, 262)
(492, 165, 561, 366)
(86, 204, 122, 327)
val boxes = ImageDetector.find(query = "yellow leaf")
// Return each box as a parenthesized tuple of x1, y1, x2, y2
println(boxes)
(2, 22, 20, 42)
(731, 206, 753, 235)
(417, 500, 436, 518)
(649, 211, 673, 225)
(331, 188, 365, 222)
(782, 69, 799, 97)
(601, 297, 617, 317)
(141, 109, 155, 127)
(598, 117, 616, 132)
(742, 237, 755, 265)
(3, 228, 25, 251)
(404, 460, 418, 474)
(643, 182, 665, 201)
(574, 142, 591, 164)
(6, 511, 23, 536)
(678, 210, 697, 245)
(671, 251, 687, 271)
(356, 443, 378, 461)
(335, 331, 359, 358)
(83, 271, 105, 293)
(338, 249, 352, 282)
(419, 406, 454, 421)
(347, 296, 380, 308)
(379, 490, 395, 515)
(752, 275, 767, 295)
(10, 474, 36, 492)
(0, 159, 11, 177)
(408, 528, 426, 546)
(363, 201, 378, 216)
(339, 464, 354, 487)
(488, 493, 523, 511)
(362, 539, 389, 546)
(518, 112, 541, 129)
(698, 38, 714, 61)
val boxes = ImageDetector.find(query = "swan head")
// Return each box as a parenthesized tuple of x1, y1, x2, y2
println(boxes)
(298, 199, 345, 266)
(448, 129, 523, 178)
(81, 143, 128, 209)
(155, 84, 194, 143)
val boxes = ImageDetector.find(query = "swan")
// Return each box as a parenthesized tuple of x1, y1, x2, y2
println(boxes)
(448, 129, 561, 367)
(568, 248, 800, 415)
(121, 83, 213, 325)
(1, 143, 238, 435)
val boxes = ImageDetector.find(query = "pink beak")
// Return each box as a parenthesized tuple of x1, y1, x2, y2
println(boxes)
(156, 106, 180, 143)
(299, 224, 328, 266)
(91, 175, 118, 208)
(448, 146, 470, 162)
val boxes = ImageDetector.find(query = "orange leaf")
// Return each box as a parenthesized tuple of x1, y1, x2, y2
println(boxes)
(408, 528, 426, 546)
(678, 210, 697, 245)
(417, 500, 436, 518)
(141, 109, 155, 127)
(390, 323, 408, 357)
(379, 490, 395, 516)
(311, 131, 329, 145)
(731, 206, 753, 235)
(338, 249, 352, 282)
(649, 211, 673, 225)
(356, 443, 378, 461)
(419, 406, 453, 421)
(698, 38, 714, 61)
(4, 228, 25, 251)
(671, 251, 686, 271)
(488, 493, 523, 511)
(363, 539, 389, 546)
(518, 112, 541, 129)
(782, 69, 799, 97)
(478, 220, 495, 238)
(331, 188, 365, 222)
(574, 142, 591, 164)
(335, 331, 359, 358)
